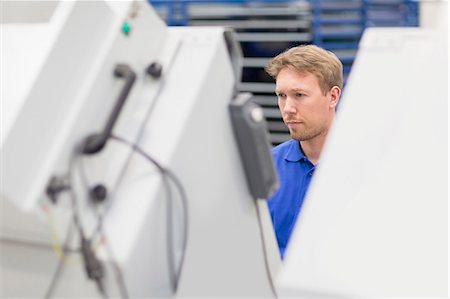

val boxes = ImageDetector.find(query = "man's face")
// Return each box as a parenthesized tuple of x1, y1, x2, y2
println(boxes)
(275, 68, 338, 141)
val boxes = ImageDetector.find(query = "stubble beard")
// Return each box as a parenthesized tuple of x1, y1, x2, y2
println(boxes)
(289, 125, 327, 142)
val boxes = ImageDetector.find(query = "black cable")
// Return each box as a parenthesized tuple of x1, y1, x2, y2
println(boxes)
(77, 154, 130, 299)
(162, 169, 177, 292)
(48, 134, 188, 296)
(78, 133, 182, 295)
(45, 149, 108, 299)
(67, 149, 86, 239)
(80, 235, 108, 299)
(109, 134, 189, 292)
(44, 222, 76, 299)
(101, 233, 130, 299)
(254, 199, 278, 298)
(44, 149, 86, 299)
(70, 148, 110, 298)
(78, 137, 174, 295)
(109, 135, 271, 298)
(44, 43, 186, 298)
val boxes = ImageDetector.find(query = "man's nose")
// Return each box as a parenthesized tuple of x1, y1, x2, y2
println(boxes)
(283, 97, 296, 114)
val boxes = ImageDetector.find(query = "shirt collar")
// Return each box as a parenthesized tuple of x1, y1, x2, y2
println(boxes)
(284, 140, 308, 162)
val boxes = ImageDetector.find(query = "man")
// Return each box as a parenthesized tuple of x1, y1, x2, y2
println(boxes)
(265, 45, 343, 258)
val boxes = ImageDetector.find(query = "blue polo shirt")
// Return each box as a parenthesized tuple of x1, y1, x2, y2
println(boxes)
(268, 139, 316, 258)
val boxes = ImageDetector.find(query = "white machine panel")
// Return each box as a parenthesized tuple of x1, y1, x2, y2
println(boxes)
(1, 0, 167, 211)
(278, 28, 448, 298)
(1, 2, 280, 298)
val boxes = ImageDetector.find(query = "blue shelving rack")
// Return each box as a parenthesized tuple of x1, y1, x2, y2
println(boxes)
(149, 0, 313, 144)
(149, 0, 419, 145)
(311, 0, 419, 82)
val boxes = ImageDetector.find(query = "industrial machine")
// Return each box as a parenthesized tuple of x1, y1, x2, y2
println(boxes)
(1, 1, 280, 298)
(2, 1, 448, 298)
(278, 27, 448, 298)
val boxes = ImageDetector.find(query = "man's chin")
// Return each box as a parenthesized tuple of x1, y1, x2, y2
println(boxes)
(290, 129, 325, 142)
(289, 131, 303, 141)
(289, 129, 313, 141)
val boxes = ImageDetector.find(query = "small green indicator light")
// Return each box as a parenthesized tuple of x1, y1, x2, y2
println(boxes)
(122, 22, 131, 36)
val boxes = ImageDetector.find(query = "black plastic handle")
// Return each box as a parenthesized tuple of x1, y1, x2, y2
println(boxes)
(82, 64, 136, 154)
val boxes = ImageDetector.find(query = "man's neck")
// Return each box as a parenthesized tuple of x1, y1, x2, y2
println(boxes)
(300, 132, 327, 165)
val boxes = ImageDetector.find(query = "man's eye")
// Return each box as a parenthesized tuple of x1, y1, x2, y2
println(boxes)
(276, 93, 286, 98)
(296, 93, 305, 97)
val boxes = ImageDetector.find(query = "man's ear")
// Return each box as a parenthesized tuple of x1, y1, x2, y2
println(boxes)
(329, 86, 341, 108)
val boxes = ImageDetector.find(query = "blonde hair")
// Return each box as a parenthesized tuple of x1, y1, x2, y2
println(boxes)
(265, 45, 343, 95)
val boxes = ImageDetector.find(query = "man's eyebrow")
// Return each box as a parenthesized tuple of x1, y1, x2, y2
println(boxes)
(275, 88, 308, 93)
(291, 87, 308, 92)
